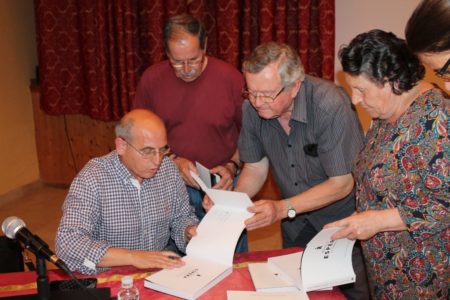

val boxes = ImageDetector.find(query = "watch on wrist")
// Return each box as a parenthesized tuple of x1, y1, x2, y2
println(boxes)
(285, 200, 296, 219)
(227, 159, 240, 176)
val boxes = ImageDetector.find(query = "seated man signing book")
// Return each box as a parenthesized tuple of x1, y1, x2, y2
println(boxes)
(56, 109, 198, 275)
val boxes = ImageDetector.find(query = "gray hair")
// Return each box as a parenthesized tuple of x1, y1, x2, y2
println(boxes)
(163, 14, 206, 51)
(115, 118, 134, 141)
(242, 42, 305, 87)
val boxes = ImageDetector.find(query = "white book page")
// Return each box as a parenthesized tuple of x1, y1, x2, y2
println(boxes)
(268, 251, 303, 289)
(301, 227, 356, 291)
(206, 188, 254, 212)
(227, 291, 309, 300)
(248, 262, 297, 291)
(191, 171, 253, 210)
(196, 161, 213, 189)
(186, 171, 254, 265)
(195, 162, 220, 189)
(186, 205, 250, 265)
(191, 171, 210, 192)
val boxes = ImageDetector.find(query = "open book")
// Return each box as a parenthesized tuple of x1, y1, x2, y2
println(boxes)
(248, 227, 356, 292)
(300, 227, 356, 291)
(144, 172, 253, 300)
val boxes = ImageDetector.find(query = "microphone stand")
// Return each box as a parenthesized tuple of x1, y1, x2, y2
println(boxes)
(36, 254, 50, 300)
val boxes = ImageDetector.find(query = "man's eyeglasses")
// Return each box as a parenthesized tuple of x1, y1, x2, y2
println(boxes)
(120, 137, 170, 159)
(435, 57, 450, 80)
(169, 54, 205, 69)
(241, 87, 285, 104)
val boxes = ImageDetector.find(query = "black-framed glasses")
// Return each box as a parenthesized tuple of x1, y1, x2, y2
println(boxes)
(169, 53, 205, 69)
(435, 57, 450, 80)
(120, 137, 170, 159)
(241, 86, 285, 103)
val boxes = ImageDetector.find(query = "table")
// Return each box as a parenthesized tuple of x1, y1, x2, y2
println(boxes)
(0, 248, 345, 299)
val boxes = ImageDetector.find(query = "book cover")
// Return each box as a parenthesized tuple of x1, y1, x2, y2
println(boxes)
(267, 251, 303, 289)
(248, 228, 355, 293)
(300, 227, 356, 291)
(145, 256, 232, 300)
(247, 262, 298, 292)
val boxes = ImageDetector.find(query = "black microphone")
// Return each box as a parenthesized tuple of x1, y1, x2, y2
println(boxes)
(2, 216, 71, 274)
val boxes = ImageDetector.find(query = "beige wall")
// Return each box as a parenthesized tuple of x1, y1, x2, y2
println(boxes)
(335, 0, 446, 131)
(0, 1, 39, 195)
(335, 0, 422, 131)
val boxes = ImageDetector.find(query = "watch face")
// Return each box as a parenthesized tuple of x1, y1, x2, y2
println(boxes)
(287, 209, 296, 219)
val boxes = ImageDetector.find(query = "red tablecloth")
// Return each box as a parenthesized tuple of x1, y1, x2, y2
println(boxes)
(0, 248, 345, 299)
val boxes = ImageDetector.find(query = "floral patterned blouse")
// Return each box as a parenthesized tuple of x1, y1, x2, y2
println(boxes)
(353, 88, 449, 299)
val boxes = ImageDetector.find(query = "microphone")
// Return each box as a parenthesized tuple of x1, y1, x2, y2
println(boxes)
(2, 216, 71, 274)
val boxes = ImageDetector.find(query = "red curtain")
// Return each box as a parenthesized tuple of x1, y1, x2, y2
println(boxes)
(35, 0, 335, 121)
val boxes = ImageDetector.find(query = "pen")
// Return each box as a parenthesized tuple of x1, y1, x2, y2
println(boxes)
(168, 255, 180, 260)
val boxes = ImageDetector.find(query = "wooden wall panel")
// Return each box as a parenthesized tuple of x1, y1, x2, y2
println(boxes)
(31, 88, 116, 185)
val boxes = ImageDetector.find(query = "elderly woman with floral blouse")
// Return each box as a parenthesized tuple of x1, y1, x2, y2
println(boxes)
(326, 29, 449, 299)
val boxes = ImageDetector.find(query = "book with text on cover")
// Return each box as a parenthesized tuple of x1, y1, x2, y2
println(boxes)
(301, 227, 356, 291)
(144, 172, 254, 300)
(248, 227, 355, 293)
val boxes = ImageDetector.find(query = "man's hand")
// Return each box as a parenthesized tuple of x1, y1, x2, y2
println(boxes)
(173, 157, 199, 188)
(202, 195, 214, 212)
(185, 224, 197, 241)
(128, 250, 185, 269)
(210, 164, 235, 190)
(244, 200, 285, 231)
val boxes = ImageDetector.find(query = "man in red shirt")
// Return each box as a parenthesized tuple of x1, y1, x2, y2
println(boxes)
(134, 14, 246, 252)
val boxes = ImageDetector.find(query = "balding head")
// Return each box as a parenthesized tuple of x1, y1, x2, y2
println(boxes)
(115, 109, 169, 182)
(116, 109, 166, 143)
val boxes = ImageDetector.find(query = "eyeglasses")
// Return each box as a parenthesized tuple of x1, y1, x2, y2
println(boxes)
(120, 137, 170, 159)
(241, 87, 285, 103)
(435, 57, 450, 80)
(169, 54, 205, 69)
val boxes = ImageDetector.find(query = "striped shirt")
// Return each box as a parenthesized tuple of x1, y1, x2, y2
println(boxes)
(239, 75, 364, 242)
(55, 151, 198, 274)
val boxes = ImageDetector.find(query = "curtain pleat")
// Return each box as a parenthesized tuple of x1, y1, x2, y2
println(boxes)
(35, 0, 335, 121)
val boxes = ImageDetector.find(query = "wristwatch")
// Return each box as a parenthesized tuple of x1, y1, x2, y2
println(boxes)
(285, 200, 296, 219)
(227, 159, 241, 176)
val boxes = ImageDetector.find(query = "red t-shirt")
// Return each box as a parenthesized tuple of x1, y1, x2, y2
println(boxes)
(134, 57, 244, 168)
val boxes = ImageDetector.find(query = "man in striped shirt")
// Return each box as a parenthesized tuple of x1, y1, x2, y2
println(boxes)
(205, 42, 370, 299)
